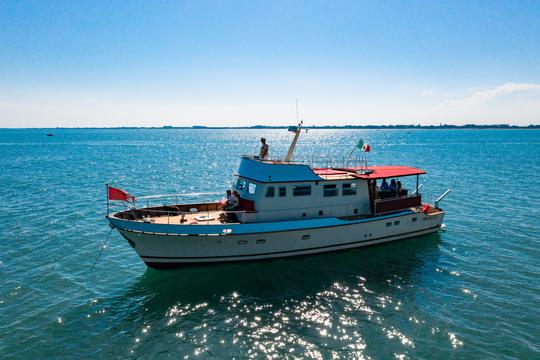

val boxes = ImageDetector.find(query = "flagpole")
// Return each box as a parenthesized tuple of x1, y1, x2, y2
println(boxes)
(106, 183, 109, 216)
(349, 139, 363, 158)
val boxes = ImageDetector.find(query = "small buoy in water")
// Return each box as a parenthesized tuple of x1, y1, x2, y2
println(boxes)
(47, 133, 54, 137)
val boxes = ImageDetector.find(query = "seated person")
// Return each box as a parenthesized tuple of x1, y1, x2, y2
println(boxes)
(380, 178, 390, 191)
(397, 181, 406, 196)
(222, 190, 235, 211)
(389, 179, 397, 194)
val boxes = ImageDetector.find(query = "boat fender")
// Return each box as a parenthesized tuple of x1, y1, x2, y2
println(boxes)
(422, 204, 431, 214)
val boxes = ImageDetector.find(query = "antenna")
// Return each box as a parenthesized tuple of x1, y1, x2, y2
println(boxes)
(296, 98, 299, 124)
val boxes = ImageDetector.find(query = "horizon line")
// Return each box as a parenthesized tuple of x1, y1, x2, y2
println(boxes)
(1, 123, 539, 130)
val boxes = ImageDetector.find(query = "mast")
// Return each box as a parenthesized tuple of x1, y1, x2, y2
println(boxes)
(284, 99, 306, 162)
(285, 120, 303, 162)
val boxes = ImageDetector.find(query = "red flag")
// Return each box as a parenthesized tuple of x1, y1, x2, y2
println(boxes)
(108, 186, 136, 202)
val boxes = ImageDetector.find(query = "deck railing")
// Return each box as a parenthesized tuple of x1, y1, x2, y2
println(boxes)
(243, 155, 370, 172)
(136, 192, 223, 209)
(114, 195, 427, 225)
(114, 204, 255, 224)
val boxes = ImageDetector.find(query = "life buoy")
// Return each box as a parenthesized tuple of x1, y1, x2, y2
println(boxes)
(422, 204, 431, 214)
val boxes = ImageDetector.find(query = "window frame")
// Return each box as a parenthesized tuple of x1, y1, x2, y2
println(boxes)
(342, 182, 357, 196)
(323, 184, 338, 197)
(293, 185, 312, 196)
(265, 186, 275, 198)
(248, 182, 257, 194)
(236, 179, 247, 190)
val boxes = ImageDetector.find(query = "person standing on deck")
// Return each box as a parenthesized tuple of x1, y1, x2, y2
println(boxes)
(259, 138, 269, 160)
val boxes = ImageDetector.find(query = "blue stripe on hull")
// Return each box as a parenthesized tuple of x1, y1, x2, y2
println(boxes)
(108, 210, 415, 236)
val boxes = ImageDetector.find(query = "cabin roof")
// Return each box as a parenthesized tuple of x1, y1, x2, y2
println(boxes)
(238, 156, 323, 182)
(313, 165, 426, 179)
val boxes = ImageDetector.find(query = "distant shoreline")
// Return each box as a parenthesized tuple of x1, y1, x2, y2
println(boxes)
(1, 124, 539, 130)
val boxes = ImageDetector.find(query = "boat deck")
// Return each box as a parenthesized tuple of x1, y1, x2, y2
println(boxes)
(137, 210, 240, 225)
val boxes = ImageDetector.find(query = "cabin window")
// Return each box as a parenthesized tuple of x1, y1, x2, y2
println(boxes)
(236, 179, 247, 190)
(412, 217, 417, 222)
(386, 222, 392, 227)
(265, 186, 275, 197)
(318, 210, 323, 216)
(394, 220, 400, 225)
(279, 187, 286, 197)
(293, 185, 311, 196)
(323, 184, 338, 197)
(342, 183, 357, 196)
(248, 183, 257, 194)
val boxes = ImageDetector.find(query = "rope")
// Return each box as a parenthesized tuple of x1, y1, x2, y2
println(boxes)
(90, 227, 113, 272)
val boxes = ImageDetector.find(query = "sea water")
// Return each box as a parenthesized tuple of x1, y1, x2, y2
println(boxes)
(0, 128, 538, 359)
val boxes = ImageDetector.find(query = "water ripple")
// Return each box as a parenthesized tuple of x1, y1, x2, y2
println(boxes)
(0, 129, 539, 359)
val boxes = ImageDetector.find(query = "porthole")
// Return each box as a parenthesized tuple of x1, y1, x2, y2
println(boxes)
(302, 213, 306, 217)
(318, 210, 323, 216)
(386, 222, 392, 227)
(238, 240, 247, 245)
(412, 217, 417, 222)
(256, 239, 266, 244)
(354, 208, 358, 214)
(394, 220, 400, 225)
(302, 234, 310, 240)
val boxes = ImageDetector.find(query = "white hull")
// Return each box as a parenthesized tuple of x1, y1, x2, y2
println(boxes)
(111, 210, 444, 268)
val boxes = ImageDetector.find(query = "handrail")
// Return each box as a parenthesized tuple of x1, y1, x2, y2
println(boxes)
(137, 191, 222, 200)
(115, 194, 428, 225)
(435, 189, 451, 208)
(124, 208, 254, 216)
(411, 184, 423, 196)
(129, 191, 421, 217)
(242, 154, 369, 171)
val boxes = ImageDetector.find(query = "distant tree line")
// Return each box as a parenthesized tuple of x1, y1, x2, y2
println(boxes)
(47, 124, 540, 130)
(178, 124, 540, 130)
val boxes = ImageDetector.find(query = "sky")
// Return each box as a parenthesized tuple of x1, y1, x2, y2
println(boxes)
(0, 0, 539, 128)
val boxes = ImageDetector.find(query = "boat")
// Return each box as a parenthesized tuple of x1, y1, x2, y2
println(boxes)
(106, 125, 450, 268)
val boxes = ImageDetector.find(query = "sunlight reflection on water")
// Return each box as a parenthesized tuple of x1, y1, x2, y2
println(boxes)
(0, 128, 538, 359)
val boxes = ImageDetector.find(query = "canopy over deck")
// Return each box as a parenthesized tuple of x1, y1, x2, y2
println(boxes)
(313, 165, 426, 179)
